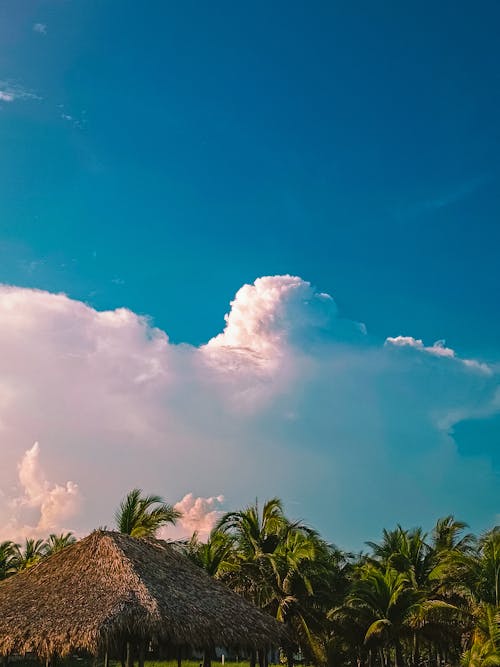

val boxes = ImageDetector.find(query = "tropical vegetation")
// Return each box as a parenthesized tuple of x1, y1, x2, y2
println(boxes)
(0, 491, 498, 667)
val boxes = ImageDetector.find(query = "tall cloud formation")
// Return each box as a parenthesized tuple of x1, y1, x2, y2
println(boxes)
(2, 442, 81, 541)
(0, 277, 498, 547)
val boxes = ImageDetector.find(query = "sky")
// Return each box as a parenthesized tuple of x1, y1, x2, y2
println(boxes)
(0, 1, 499, 549)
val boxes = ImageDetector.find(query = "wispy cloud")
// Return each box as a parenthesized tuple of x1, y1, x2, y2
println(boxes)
(0, 81, 41, 104)
(58, 105, 87, 129)
(395, 174, 494, 220)
(19, 258, 46, 275)
(420, 174, 492, 212)
(33, 23, 47, 35)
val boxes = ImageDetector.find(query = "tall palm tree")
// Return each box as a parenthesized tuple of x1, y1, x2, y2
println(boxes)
(44, 532, 77, 556)
(345, 524, 468, 667)
(267, 528, 343, 666)
(343, 565, 424, 667)
(115, 488, 181, 538)
(217, 498, 343, 667)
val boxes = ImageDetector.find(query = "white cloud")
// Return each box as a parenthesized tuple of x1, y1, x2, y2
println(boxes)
(160, 493, 225, 541)
(1, 443, 81, 541)
(0, 81, 40, 104)
(0, 278, 497, 547)
(33, 23, 47, 35)
(205, 275, 364, 362)
(60, 110, 86, 129)
(385, 335, 492, 374)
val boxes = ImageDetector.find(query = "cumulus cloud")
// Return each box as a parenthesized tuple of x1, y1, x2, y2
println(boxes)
(207, 276, 334, 357)
(160, 493, 225, 541)
(206, 275, 366, 362)
(0, 278, 498, 547)
(1, 443, 81, 541)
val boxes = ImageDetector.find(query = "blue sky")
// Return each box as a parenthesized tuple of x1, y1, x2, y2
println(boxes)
(0, 1, 499, 546)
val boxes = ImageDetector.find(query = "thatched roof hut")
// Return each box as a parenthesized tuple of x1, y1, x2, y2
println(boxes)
(0, 530, 284, 661)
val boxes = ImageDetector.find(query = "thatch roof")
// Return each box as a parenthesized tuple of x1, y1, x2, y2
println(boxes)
(0, 530, 284, 658)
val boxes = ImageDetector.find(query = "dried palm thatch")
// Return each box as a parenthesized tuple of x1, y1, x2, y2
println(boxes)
(0, 530, 284, 659)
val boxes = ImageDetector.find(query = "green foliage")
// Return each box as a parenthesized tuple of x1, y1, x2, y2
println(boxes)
(1, 494, 498, 667)
(45, 532, 77, 556)
(14, 537, 46, 570)
(115, 488, 181, 537)
(0, 540, 19, 579)
(462, 604, 500, 667)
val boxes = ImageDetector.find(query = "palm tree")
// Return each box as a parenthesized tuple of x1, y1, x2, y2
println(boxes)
(0, 541, 19, 579)
(217, 498, 343, 667)
(343, 565, 425, 667)
(266, 528, 343, 666)
(476, 528, 500, 608)
(185, 529, 235, 578)
(341, 524, 467, 667)
(14, 538, 46, 570)
(366, 527, 411, 567)
(461, 604, 500, 667)
(44, 532, 77, 556)
(216, 497, 289, 559)
(431, 516, 475, 556)
(115, 491, 181, 667)
(444, 527, 500, 608)
(366, 526, 435, 590)
(115, 488, 181, 538)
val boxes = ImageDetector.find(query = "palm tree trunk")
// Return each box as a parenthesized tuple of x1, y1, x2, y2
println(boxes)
(394, 642, 404, 667)
(126, 642, 134, 667)
(412, 634, 419, 667)
(138, 641, 145, 667)
(286, 647, 294, 667)
(203, 648, 211, 667)
(250, 650, 256, 667)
